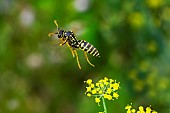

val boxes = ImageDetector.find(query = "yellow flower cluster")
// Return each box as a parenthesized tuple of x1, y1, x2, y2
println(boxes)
(125, 104, 157, 113)
(84, 77, 120, 106)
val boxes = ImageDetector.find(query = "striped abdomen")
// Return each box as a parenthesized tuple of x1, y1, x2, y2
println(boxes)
(78, 40, 100, 57)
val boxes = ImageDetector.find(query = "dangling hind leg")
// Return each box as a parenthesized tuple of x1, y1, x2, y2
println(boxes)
(73, 50, 81, 69)
(66, 43, 75, 57)
(84, 52, 95, 67)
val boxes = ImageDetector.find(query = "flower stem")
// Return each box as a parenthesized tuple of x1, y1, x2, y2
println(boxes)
(102, 97, 107, 113)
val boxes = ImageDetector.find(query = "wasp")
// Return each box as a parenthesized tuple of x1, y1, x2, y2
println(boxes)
(48, 20, 100, 69)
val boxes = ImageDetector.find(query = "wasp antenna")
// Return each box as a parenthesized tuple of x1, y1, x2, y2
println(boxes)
(54, 20, 58, 28)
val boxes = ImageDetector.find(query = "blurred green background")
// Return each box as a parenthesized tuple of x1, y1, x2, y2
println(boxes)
(0, 0, 170, 113)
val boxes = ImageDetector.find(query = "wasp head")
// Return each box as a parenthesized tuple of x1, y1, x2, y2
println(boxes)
(55, 28, 65, 38)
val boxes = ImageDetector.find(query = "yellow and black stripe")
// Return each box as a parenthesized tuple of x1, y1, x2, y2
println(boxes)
(78, 40, 100, 57)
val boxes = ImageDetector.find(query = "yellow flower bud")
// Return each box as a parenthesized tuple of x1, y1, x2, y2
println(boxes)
(95, 97, 100, 106)
(113, 92, 119, 99)
(139, 106, 144, 111)
(87, 93, 91, 97)
(92, 89, 97, 94)
(86, 87, 91, 92)
(85, 79, 92, 84)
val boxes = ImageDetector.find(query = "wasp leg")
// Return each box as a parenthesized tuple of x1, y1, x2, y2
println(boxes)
(66, 43, 75, 57)
(84, 52, 95, 67)
(73, 50, 81, 69)
(59, 40, 67, 46)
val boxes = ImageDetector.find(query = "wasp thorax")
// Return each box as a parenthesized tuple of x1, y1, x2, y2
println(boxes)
(64, 31, 72, 36)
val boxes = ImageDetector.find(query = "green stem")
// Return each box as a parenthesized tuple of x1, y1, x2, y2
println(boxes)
(102, 97, 107, 113)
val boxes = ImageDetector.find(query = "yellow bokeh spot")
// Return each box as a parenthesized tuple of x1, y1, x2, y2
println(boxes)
(139, 60, 150, 72)
(134, 79, 144, 91)
(162, 7, 170, 21)
(147, 41, 157, 53)
(128, 69, 138, 80)
(128, 12, 144, 29)
(146, 0, 164, 9)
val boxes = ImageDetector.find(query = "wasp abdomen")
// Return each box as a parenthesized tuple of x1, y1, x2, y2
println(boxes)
(78, 40, 100, 57)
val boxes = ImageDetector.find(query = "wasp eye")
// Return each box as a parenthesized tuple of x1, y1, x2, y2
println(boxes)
(58, 34, 61, 38)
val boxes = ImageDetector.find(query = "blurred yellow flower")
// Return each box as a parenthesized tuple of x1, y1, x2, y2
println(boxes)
(125, 104, 157, 113)
(128, 12, 144, 29)
(146, 0, 164, 9)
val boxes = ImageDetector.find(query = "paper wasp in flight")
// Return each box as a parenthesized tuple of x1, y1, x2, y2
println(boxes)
(48, 20, 100, 69)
